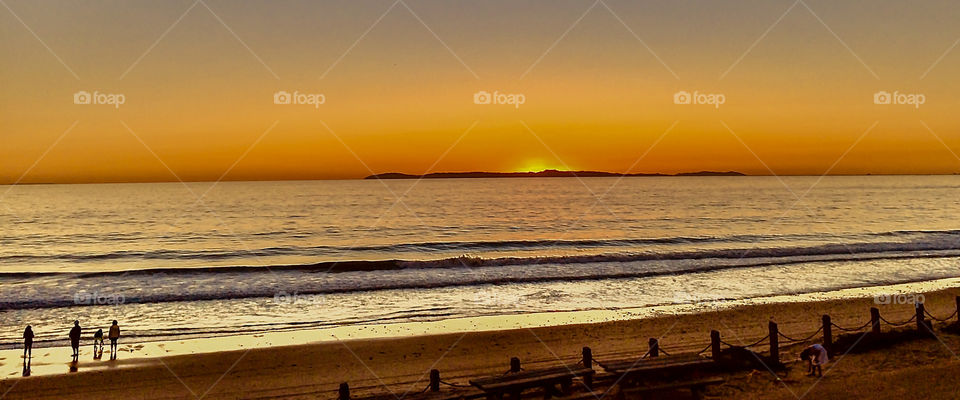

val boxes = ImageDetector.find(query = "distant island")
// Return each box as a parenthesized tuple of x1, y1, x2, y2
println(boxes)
(365, 170, 746, 179)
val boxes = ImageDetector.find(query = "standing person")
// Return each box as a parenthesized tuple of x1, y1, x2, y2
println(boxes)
(69, 321, 82, 359)
(23, 326, 34, 359)
(108, 320, 120, 359)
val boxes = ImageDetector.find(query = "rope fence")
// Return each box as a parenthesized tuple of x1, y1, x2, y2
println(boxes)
(438, 380, 470, 388)
(696, 342, 713, 355)
(696, 300, 958, 370)
(925, 308, 958, 322)
(831, 320, 872, 332)
(777, 325, 823, 343)
(335, 298, 960, 400)
(879, 314, 916, 327)
(720, 334, 769, 349)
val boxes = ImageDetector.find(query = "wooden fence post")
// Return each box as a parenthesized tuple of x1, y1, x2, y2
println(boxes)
(768, 321, 779, 365)
(870, 307, 881, 335)
(430, 369, 440, 392)
(916, 302, 926, 335)
(510, 357, 521, 373)
(956, 296, 960, 324)
(582, 346, 593, 389)
(710, 330, 721, 360)
(822, 315, 832, 358)
(338, 383, 350, 400)
(648, 338, 659, 358)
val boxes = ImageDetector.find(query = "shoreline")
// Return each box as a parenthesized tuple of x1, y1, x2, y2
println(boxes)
(6, 268, 960, 351)
(3, 278, 960, 398)
(4, 277, 960, 377)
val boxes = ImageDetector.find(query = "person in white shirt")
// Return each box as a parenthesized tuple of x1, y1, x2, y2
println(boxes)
(800, 343, 829, 377)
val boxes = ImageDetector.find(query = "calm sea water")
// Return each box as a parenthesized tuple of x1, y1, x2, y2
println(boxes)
(3, 176, 960, 349)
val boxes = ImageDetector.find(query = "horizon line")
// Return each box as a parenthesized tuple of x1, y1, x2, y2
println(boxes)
(3, 171, 960, 186)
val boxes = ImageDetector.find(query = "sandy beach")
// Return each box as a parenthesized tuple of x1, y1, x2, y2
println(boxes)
(3, 285, 959, 400)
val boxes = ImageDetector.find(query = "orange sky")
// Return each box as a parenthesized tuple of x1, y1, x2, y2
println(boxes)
(3, 0, 960, 184)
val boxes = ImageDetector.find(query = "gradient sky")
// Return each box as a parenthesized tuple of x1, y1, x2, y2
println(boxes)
(3, 0, 960, 184)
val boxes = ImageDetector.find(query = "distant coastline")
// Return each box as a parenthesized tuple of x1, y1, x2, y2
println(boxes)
(364, 169, 746, 180)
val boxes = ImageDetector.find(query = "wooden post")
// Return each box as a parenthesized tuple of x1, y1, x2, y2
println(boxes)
(710, 330, 721, 360)
(338, 383, 350, 400)
(916, 302, 927, 336)
(581, 346, 593, 389)
(508, 359, 522, 400)
(510, 357, 521, 373)
(648, 338, 659, 358)
(430, 369, 440, 392)
(822, 315, 832, 358)
(956, 296, 960, 324)
(870, 307, 881, 335)
(768, 321, 779, 365)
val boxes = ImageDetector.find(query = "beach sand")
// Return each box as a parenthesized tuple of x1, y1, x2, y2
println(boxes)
(2, 288, 959, 399)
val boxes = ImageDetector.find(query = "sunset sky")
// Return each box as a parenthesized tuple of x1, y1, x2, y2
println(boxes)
(3, 0, 960, 184)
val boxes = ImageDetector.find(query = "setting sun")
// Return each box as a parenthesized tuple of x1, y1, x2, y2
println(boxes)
(514, 160, 568, 173)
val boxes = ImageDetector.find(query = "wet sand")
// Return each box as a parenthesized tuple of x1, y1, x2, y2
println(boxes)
(2, 284, 959, 399)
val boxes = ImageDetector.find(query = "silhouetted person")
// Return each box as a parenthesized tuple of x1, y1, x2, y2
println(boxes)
(108, 320, 120, 359)
(800, 343, 828, 377)
(93, 328, 104, 359)
(23, 325, 34, 359)
(69, 320, 82, 359)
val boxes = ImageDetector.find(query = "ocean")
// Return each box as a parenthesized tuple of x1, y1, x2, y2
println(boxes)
(3, 175, 960, 349)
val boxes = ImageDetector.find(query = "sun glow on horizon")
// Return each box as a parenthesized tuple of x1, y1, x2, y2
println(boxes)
(513, 160, 569, 173)
(5, 1, 960, 184)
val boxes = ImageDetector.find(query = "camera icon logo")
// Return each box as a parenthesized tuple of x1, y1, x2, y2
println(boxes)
(673, 91, 692, 105)
(874, 294, 891, 305)
(473, 91, 492, 105)
(74, 91, 92, 105)
(273, 91, 292, 105)
(274, 291, 292, 304)
(74, 291, 91, 304)
(873, 91, 892, 105)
